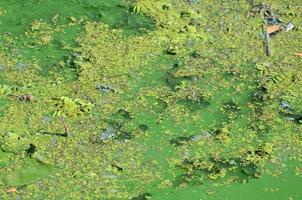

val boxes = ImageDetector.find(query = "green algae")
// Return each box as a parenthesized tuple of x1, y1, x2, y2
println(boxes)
(0, 156, 55, 187)
(0, 0, 154, 35)
(0, 146, 55, 187)
(0, 151, 11, 168)
(0, 0, 154, 76)
(0, 0, 302, 199)
(52, 96, 95, 118)
(1, 157, 53, 186)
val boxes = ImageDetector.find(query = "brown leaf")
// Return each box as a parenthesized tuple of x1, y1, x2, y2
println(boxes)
(294, 52, 302, 57)
(267, 25, 281, 34)
(7, 187, 17, 193)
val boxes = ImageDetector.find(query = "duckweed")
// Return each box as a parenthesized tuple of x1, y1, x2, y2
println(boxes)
(0, 0, 302, 199)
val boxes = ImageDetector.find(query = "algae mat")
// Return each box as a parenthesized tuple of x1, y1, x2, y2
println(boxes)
(0, 0, 302, 199)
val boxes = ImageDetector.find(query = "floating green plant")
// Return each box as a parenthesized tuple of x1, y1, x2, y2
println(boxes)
(53, 96, 94, 117)
(0, 0, 301, 199)
(0, 157, 55, 187)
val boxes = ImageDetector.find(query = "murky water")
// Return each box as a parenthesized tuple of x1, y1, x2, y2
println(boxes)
(0, 0, 301, 199)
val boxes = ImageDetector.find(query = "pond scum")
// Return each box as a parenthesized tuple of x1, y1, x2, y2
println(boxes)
(0, 0, 302, 199)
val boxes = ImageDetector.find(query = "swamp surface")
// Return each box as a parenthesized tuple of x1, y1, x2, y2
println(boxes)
(0, 0, 302, 199)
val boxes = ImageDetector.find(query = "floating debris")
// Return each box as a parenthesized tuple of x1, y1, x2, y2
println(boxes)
(254, 143, 274, 158)
(295, 115, 302, 124)
(267, 24, 281, 35)
(285, 117, 295, 121)
(266, 17, 281, 26)
(286, 22, 295, 32)
(191, 132, 212, 141)
(117, 109, 132, 120)
(190, 135, 203, 142)
(115, 131, 134, 141)
(170, 132, 212, 146)
(18, 94, 34, 101)
(99, 126, 117, 141)
(15, 62, 28, 71)
(253, 86, 268, 101)
(138, 124, 149, 132)
(66, 53, 81, 69)
(131, 192, 152, 200)
(280, 100, 294, 113)
(170, 136, 194, 146)
(166, 45, 179, 55)
(101, 174, 118, 179)
(203, 131, 213, 139)
(26, 144, 37, 158)
(186, 0, 200, 4)
(161, 4, 171, 10)
(180, 10, 191, 19)
(6, 187, 17, 193)
(96, 84, 115, 93)
(111, 163, 124, 171)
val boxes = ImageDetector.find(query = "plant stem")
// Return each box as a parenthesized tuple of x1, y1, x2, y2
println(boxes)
(264, 21, 271, 56)
(60, 116, 70, 136)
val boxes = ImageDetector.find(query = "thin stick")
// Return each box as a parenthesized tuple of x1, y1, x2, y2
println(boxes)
(60, 116, 70, 136)
(264, 22, 271, 56)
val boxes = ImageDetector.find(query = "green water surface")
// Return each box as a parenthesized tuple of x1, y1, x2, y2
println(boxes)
(0, 0, 301, 199)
